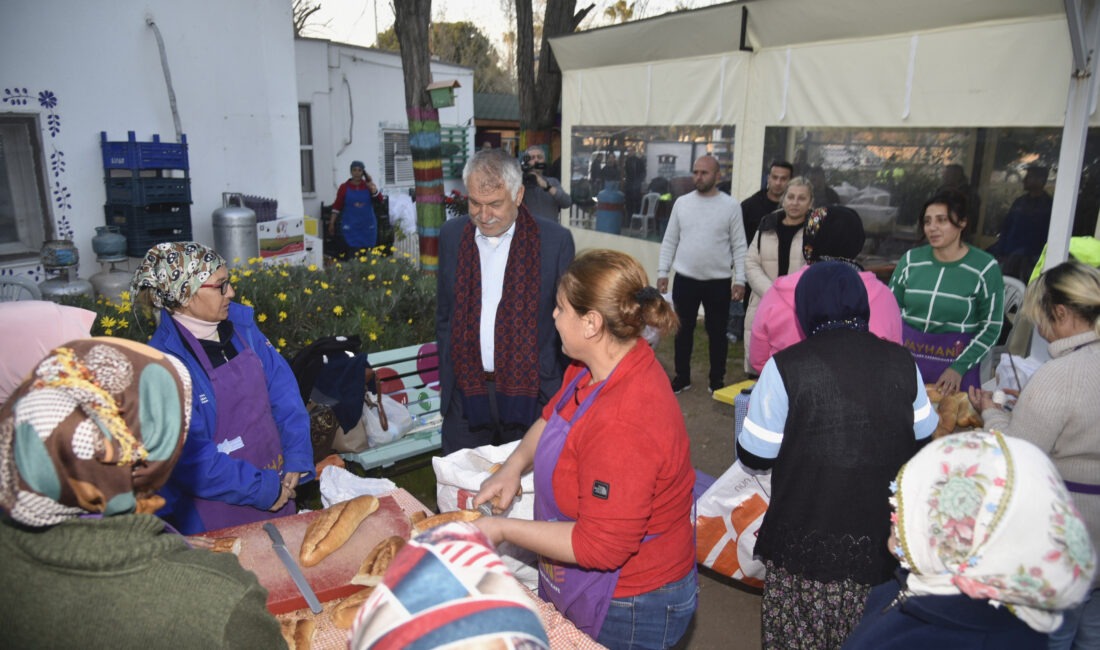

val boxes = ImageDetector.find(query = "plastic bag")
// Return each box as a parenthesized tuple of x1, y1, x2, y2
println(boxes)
(695, 459, 771, 588)
(432, 441, 538, 589)
(318, 465, 396, 508)
(364, 392, 414, 448)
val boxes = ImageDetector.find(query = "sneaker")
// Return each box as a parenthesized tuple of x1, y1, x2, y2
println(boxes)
(708, 382, 724, 395)
(726, 332, 739, 344)
(670, 377, 692, 394)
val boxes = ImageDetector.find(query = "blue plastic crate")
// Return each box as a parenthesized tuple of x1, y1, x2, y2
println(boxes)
(105, 177, 191, 205)
(101, 131, 189, 171)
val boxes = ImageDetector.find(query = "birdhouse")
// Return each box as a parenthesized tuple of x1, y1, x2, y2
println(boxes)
(426, 79, 461, 109)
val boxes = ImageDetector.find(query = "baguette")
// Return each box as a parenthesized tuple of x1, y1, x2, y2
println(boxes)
(299, 494, 380, 568)
(412, 509, 482, 536)
(331, 587, 375, 630)
(351, 535, 406, 586)
(408, 510, 429, 527)
(279, 617, 315, 650)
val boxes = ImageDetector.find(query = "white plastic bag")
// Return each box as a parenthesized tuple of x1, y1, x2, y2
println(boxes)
(432, 441, 538, 588)
(364, 392, 414, 448)
(318, 465, 397, 508)
(694, 459, 772, 587)
(994, 352, 1044, 392)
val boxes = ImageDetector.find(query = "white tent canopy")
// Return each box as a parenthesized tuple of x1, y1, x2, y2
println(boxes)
(551, 0, 1099, 270)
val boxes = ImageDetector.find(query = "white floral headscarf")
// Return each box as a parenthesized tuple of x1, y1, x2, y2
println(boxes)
(891, 430, 1096, 633)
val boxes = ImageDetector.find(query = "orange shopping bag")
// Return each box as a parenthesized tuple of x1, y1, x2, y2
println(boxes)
(695, 460, 770, 588)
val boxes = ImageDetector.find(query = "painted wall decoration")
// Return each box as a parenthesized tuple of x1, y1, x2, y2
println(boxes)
(2, 86, 73, 243)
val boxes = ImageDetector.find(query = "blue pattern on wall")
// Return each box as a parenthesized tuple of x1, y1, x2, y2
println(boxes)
(2, 87, 72, 242)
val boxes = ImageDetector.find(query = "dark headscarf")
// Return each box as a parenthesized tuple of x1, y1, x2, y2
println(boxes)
(795, 261, 870, 337)
(802, 205, 866, 267)
(0, 338, 191, 527)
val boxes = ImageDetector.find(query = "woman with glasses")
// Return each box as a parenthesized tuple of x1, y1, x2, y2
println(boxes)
(130, 242, 314, 534)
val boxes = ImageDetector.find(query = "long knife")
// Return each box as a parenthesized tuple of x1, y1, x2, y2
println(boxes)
(263, 522, 323, 614)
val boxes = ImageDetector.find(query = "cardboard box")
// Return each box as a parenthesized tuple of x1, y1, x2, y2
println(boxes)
(261, 250, 308, 267)
(257, 216, 304, 258)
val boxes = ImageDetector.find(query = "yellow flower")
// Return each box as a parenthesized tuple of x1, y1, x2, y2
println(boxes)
(241, 298, 253, 307)
(243, 270, 253, 277)
(320, 281, 330, 290)
(117, 319, 128, 329)
(257, 313, 268, 323)
(307, 264, 318, 272)
(358, 256, 367, 263)
(385, 289, 392, 296)
(402, 274, 410, 282)
(277, 293, 287, 301)
(278, 311, 287, 322)
(119, 291, 131, 301)
(367, 274, 376, 282)
(333, 305, 344, 316)
(407, 318, 413, 324)
(371, 259, 377, 266)
(303, 288, 313, 295)
(117, 302, 131, 313)
(100, 316, 117, 329)
(279, 270, 289, 277)
(104, 328, 113, 336)
(278, 338, 287, 349)
(369, 332, 378, 342)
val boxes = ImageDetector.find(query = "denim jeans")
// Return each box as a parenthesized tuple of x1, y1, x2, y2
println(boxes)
(596, 568, 698, 650)
(1050, 588, 1100, 650)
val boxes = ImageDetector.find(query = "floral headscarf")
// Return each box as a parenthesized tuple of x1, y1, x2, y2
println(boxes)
(891, 430, 1096, 632)
(130, 241, 225, 310)
(801, 205, 865, 267)
(0, 338, 192, 527)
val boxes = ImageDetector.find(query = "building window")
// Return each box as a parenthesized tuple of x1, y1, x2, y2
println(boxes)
(298, 104, 315, 194)
(441, 127, 468, 179)
(383, 130, 413, 186)
(0, 115, 50, 260)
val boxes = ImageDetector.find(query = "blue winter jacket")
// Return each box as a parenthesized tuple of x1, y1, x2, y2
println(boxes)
(149, 302, 314, 534)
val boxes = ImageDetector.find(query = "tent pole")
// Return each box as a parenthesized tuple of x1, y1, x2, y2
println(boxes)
(1048, 0, 1100, 270)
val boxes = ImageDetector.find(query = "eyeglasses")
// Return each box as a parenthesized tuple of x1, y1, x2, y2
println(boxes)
(199, 281, 231, 295)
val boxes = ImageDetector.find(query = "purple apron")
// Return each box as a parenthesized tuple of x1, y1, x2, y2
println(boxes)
(340, 184, 377, 250)
(534, 368, 620, 638)
(902, 323, 982, 392)
(179, 326, 293, 531)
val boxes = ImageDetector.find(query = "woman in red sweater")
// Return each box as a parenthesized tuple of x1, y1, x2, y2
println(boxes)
(475, 249, 697, 650)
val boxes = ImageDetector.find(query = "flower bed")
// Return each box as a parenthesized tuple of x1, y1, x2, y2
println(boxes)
(73, 246, 436, 359)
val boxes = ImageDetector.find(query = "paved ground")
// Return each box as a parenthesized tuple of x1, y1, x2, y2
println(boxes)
(657, 328, 763, 650)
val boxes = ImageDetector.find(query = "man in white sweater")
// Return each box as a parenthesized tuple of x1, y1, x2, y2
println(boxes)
(657, 155, 748, 394)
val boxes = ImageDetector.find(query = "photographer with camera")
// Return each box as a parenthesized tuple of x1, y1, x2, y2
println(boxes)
(520, 145, 571, 222)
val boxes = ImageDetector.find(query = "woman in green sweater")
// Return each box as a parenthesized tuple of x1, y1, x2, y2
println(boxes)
(0, 338, 283, 648)
(889, 191, 1004, 394)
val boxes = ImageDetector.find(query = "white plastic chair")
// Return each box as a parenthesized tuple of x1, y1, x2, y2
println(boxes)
(980, 275, 1029, 385)
(0, 275, 42, 301)
(630, 192, 660, 237)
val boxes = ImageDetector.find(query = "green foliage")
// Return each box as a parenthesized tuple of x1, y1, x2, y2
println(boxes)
(375, 22, 513, 94)
(68, 248, 437, 359)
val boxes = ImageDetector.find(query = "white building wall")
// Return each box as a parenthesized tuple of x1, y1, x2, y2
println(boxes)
(295, 39, 476, 222)
(1, 0, 303, 279)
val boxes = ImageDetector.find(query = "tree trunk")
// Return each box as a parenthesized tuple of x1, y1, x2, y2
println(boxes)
(394, 0, 445, 272)
(517, 1, 592, 152)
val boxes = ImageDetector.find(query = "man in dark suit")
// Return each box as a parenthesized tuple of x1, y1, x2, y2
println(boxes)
(436, 149, 576, 453)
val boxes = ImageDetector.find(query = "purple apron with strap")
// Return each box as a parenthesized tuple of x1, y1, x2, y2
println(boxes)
(340, 184, 377, 250)
(179, 325, 293, 531)
(902, 323, 982, 392)
(534, 367, 620, 638)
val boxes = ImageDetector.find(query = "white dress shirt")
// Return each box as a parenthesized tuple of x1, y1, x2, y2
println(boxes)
(475, 221, 516, 372)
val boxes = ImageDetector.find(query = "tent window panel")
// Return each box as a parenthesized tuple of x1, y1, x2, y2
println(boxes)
(762, 125, 1100, 263)
(0, 116, 49, 259)
(568, 125, 735, 243)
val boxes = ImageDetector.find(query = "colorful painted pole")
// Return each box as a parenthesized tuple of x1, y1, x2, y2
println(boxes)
(408, 106, 444, 272)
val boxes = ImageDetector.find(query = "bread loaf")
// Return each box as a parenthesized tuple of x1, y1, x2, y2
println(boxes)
(412, 509, 482, 536)
(279, 617, 315, 650)
(352, 535, 406, 586)
(932, 391, 983, 439)
(299, 494, 380, 568)
(331, 587, 375, 630)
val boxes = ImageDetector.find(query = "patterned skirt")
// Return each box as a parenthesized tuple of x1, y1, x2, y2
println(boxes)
(761, 561, 871, 650)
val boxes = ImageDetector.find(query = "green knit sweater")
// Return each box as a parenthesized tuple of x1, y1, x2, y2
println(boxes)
(889, 245, 1005, 375)
(0, 513, 285, 649)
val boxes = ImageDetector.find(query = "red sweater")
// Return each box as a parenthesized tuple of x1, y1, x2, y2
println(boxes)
(541, 340, 695, 597)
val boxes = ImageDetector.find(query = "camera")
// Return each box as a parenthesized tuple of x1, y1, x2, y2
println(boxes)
(521, 153, 546, 184)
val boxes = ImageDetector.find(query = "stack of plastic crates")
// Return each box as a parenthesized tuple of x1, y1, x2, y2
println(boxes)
(101, 131, 192, 257)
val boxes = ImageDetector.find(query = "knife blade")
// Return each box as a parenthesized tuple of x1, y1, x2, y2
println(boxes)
(263, 522, 323, 614)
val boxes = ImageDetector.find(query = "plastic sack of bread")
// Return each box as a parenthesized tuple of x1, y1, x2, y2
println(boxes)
(695, 458, 771, 588)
